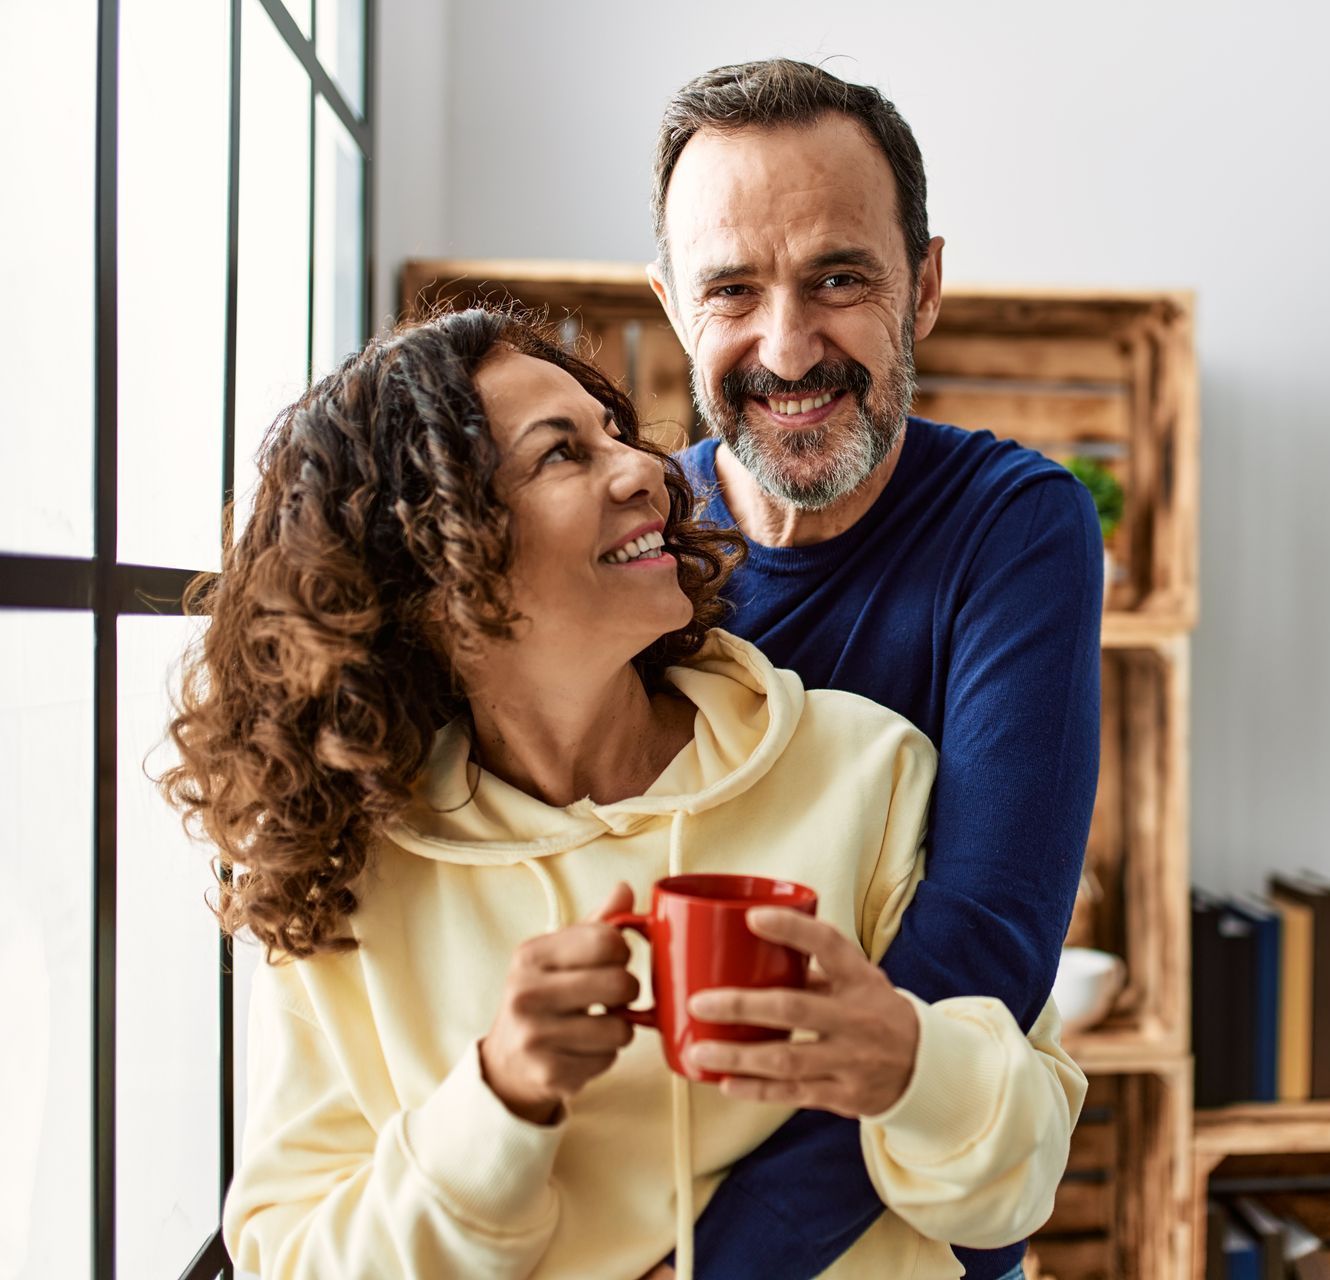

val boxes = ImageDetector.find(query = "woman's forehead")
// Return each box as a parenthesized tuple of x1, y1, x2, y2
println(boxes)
(474, 348, 601, 444)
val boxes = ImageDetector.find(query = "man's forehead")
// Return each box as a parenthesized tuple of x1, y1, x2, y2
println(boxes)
(664, 119, 902, 280)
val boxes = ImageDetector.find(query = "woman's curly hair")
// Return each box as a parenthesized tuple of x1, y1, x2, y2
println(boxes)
(160, 306, 744, 960)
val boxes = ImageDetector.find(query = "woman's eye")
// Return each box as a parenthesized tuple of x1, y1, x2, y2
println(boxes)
(541, 442, 577, 466)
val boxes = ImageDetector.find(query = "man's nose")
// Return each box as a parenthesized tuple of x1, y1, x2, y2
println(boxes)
(756, 293, 825, 384)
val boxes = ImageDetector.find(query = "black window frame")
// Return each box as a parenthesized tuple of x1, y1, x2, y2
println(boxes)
(0, 2, 375, 1276)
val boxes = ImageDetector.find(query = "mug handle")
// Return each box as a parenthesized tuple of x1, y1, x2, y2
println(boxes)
(604, 912, 657, 1028)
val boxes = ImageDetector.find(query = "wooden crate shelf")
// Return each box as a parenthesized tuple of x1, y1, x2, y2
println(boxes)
(401, 261, 1199, 625)
(1189, 1102, 1330, 1280)
(399, 260, 1201, 1279)
(1035, 1063, 1193, 1280)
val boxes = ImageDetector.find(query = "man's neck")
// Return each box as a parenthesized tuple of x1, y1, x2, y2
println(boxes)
(712, 426, 908, 548)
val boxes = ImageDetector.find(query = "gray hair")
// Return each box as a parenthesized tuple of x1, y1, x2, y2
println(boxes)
(651, 59, 931, 286)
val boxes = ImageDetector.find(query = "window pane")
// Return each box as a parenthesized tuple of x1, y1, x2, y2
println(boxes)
(0, 611, 94, 1280)
(284, 0, 312, 39)
(313, 95, 364, 381)
(118, 0, 230, 572)
(234, 0, 312, 536)
(116, 616, 220, 1280)
(0, 4, 95, 556)
(316, 0, 364, 116)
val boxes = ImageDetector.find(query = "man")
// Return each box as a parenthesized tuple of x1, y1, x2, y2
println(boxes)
(644, 60, 1102, 1279)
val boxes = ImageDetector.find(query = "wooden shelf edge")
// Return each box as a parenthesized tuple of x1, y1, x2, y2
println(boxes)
(1194, 1100, 1330, 1156)
(1064, 1026, 1187, 1075)
(1100, 611, 1194, 649)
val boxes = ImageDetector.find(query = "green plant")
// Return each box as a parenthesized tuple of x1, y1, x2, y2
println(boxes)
(1064, 456, 1125, 541)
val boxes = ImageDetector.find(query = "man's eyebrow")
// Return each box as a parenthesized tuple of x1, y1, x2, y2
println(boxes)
(805, 247, 888, 276)
(516, 405, 613, 443)
(693, 248, 889, 290)
(694, 261, 757, 290)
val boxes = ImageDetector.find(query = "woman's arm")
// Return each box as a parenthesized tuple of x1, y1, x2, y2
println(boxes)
(227, 888, 639, 1279)
(225, 987, 564, 1280)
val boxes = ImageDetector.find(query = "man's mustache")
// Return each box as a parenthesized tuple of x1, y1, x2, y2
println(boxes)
(721, 359, 873, 410)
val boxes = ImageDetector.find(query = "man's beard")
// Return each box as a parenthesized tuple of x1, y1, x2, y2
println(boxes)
(692, 312, 917, 511)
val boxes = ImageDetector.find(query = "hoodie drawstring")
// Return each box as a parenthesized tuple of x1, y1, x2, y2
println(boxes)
(523, 812, 696, 1280)
(520, 857, 565, 931)
(666, 809, 695, 1280)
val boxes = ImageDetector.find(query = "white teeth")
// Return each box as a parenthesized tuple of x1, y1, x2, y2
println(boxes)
(768, 392, 835, 416)
(601, 530, 666, 564)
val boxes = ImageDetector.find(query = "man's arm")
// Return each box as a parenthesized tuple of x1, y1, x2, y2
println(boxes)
(686, 475, 1103, 1279)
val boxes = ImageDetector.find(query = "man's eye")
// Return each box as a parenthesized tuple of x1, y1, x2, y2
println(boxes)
(712, 284, 750, 300)
(820, 273, 860, 289)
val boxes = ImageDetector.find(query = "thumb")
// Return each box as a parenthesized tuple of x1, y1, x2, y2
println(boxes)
(587, 880, 635, 923)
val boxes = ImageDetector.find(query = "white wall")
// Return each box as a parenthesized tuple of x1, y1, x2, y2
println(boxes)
(375, 0, 1330, 896)
(372, 0, 452, 329)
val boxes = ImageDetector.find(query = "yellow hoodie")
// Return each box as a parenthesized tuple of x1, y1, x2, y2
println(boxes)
(224, 630, 1086, 1279)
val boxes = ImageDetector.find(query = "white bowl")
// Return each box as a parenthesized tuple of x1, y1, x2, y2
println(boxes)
(1053, 947, 1125, 1033)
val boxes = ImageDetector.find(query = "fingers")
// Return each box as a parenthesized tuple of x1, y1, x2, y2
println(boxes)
(687, 985, 844, 1033)
(716, 1074, 854, 1116)
(520, 920, 631, 971)
(519, 965, 640, 1015)
(587, 880, 635, 923)
(744, 907, 868, 982)
(685, 1035, 841, 1081)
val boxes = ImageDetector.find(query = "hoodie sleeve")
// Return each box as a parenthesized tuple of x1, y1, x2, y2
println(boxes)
(223, 968, 564, 1280)
(858, 990, 1086, 1249)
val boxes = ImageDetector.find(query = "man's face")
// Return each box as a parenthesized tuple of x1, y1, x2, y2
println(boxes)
(654, 115, 930, 510)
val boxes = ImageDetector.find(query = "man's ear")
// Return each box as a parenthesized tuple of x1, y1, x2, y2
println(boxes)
(913, 236, 945, 343)
(646, 260, 690, 353)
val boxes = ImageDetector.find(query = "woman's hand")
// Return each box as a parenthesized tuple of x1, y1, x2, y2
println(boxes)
(480, 882, 639, 1124)
(682, 907, 920, 1118)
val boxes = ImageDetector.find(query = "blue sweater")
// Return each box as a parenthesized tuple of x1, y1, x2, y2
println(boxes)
(679, 421, 1103, 1280)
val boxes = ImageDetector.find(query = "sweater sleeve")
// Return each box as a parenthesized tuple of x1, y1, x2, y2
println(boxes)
(223, 967, 564, 1280)
(858, 992, 1087, 1249)
(687, 474, 1102, 1279)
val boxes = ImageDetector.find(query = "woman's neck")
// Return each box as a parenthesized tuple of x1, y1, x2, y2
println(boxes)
(465, 660, 695, 808)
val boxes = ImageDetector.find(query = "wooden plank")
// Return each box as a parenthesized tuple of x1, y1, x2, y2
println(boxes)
(635, 319, 694, 446)
(916, 333, 1130, 384)
(910, 381, 1132, 444)
(1045, 1180, 1114, 1235)
(1194, 1100, 1330, 1156)
(1068, 1117, 1118, 1172)
(1029, 1235, 1114, 1280)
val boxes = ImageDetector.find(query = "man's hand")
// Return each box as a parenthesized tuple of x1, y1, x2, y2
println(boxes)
(684, 908, 919, 1118)
(479, 883, 638, 1125)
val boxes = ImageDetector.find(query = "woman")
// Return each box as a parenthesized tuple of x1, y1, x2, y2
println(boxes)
(163, 308, 1084, 1280)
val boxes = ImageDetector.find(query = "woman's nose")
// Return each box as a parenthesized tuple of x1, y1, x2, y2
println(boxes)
(606, 441, 665, 506)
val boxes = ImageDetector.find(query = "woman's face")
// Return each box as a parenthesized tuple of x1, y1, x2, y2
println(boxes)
(473, 347, 693, 665)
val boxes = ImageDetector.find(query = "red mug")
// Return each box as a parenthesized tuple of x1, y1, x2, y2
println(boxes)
(607, 873, 818, 1083)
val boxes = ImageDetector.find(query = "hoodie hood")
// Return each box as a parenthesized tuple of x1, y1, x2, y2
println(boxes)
(385, 630, 805, 867)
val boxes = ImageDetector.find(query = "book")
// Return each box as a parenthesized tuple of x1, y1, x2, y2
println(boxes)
(1194, 891, 1228, 1107)
(1194, 891, 1258, 1105)
(1223, 1217, 1261, 1280)
(1228, 897, 1282, 1102)
(1207, 1199, 1229, 1279)
(1230, 1196, 1286, 1280)
(1284, 1208, 1330, 1280)
(1267, 892, 1314, 1101)
(1269, 874, 1330, 1098)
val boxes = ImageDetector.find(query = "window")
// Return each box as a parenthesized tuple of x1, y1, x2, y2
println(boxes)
(0, 3, 374, 1277)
